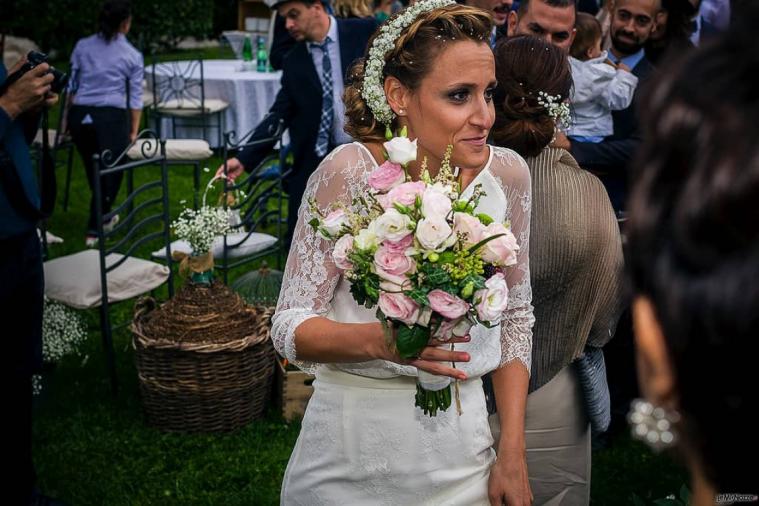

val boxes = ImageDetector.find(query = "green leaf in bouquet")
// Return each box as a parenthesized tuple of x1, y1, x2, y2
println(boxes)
(438, 251, 456, 264)
(453, 200, 469, 212)
(467, 233, 506, 255)
(396, 324, 430, 359)
(393, 202, 413, 215)
(364, 275, 380, 301)
(461, 273, 486, 291)
(476, 213, 494, 225)
(350, 279, 368, 307)
(308, 217, 320, 231)
(407, 287, 430, 306)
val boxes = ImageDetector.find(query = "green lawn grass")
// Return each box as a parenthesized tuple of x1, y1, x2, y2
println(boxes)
(32, 47, 688, 505)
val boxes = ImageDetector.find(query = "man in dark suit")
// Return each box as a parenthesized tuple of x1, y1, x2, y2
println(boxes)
(1, 58, 60, 505)
(218, 0, 377, 246)
(554, 0, 659, 212)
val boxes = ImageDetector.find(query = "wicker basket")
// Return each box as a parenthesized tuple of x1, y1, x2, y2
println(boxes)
(132, 283, 275, 433)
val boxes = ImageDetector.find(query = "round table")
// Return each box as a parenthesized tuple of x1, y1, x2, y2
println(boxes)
(148, 59, 282, 147)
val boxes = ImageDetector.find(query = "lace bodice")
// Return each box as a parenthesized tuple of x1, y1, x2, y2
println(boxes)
(271, 142, 534, 378)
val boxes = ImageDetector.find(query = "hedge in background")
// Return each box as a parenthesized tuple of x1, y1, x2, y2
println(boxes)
(1, 0, 216, 58)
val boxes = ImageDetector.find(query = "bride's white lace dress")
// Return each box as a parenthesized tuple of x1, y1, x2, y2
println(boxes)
(271, 142, 534, 505)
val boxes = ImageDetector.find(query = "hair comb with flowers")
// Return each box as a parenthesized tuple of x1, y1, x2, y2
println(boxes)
(361, 0, 457, 126)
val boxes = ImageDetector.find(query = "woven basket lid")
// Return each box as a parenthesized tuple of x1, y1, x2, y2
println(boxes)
(133, 281, 271, 353)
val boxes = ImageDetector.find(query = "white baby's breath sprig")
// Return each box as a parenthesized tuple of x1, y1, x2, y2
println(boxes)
(537, 91, 572, 130)
(172, 206, 233, 255)
(34, 297, 88, 395)
(362, 0, 457, 125)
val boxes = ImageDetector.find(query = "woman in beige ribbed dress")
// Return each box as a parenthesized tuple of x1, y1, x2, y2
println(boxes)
(490, 36, 624, 505)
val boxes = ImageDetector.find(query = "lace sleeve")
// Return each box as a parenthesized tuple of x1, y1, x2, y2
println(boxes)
(491, 147, 535, 374)
(271, 144, 373, 373)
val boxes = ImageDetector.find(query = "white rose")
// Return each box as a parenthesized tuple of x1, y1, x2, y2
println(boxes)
(321, 209, 349, 237)
(354, 222, 380, 251)
(453, 212, 485, 247)
(415, 217, 456, 252)
(421, 186, 453, 218)
(383, 137, 418, 166)
(332, 234, 354, 270)
(481, 223, 520, 266)
(373, 209, 414, 243)
(474, 273, 509, 323)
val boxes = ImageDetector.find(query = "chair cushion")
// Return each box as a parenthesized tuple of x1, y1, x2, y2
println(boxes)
(152, 232, 278, 260)
(156, 98, 229, 116)
(127, 139, 212, 161)
(44, 249, 170, 309)
(33, 129, 70, 147)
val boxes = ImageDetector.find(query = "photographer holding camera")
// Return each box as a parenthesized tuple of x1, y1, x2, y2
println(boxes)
(1, 57, 62, 505)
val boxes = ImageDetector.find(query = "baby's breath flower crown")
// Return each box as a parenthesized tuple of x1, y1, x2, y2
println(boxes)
(361, 0, 457, 126)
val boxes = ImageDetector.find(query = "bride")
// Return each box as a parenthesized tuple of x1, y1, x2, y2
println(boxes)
(271, 1, 534, 504)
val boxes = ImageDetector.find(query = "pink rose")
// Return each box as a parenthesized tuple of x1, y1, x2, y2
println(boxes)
(321, 208, 349, 237)
(383, 233, 414, 253)
(385, 181, 426, 209)
(374, 245, 416, 285)
(453, 212, 485, 247)
(332, 234, 354, 270)
(378, 292, 420, 326)
(427, 289, 469, 320)
(421, 187, 452, 218)
(368, 161, 405, 192)
(432, 317, 473, 341)
(481, 223, 520, 266)
(474, 273, 509, 323)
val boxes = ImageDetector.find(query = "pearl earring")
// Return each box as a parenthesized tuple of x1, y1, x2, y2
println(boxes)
(398, 109, 405, 115)
(627, 399, 680, 452)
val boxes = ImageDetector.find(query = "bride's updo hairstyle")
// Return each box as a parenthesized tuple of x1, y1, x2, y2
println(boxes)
(491, 36, 573, 158)
(344, 4, 493, 143)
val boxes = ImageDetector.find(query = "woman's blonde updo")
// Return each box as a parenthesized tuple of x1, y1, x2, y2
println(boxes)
(491, 36, 573, 158)
(344, 4, 493, 143)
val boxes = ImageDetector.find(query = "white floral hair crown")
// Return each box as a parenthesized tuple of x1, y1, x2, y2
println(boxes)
(361, 0, 457, 126)
(537, 91, 572, 130)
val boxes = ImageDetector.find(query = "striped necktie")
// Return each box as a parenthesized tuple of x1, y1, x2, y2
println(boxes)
(311, 37, 333, 157)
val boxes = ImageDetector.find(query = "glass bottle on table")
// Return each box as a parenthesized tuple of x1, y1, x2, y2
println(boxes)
(256, 36, 268, 73)
(242, 35, 253, 62)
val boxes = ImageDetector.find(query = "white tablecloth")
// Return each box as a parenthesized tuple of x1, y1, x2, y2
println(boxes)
(148, 59, 282, 147)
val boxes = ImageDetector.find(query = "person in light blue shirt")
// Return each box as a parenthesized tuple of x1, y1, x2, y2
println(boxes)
(66, 0, 143, 246)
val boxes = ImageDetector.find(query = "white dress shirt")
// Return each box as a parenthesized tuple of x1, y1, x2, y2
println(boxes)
(568, 51, 639, 139)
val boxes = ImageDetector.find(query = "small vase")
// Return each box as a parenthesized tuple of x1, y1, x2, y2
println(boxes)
(190, 268, 213, 285)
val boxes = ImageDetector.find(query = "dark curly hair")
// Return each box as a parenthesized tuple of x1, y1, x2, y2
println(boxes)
(626, 4, 759, 494)
(490, 35, 573, 158)
(343, 4, 493, 143)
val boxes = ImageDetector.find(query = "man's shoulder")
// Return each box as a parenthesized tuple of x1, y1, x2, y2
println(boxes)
(633, 56, 656, 81)
(337, 17, 379, 37)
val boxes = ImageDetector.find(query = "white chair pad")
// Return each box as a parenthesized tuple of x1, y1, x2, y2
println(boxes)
(156, 98, 229, 116)
(127, 139, 212, 161)
(33, 129, 69, 147)
(152, 232, 278, 260)
(44, 249, 169, 309)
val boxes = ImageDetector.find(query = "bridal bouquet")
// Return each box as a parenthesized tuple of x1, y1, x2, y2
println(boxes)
(309, 129, 519, 416)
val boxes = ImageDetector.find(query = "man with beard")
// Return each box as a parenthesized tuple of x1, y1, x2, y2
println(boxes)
(460, 0, 514, 46)
(555, 0, 660, 213)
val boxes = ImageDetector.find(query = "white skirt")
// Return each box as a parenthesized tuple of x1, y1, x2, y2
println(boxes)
(281, 367, 495, 506)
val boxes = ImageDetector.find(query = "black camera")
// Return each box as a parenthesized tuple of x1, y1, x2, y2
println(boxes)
(0, 50, 69, 96)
